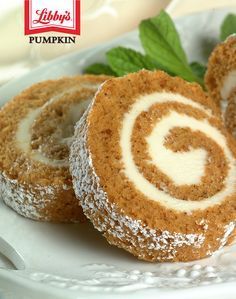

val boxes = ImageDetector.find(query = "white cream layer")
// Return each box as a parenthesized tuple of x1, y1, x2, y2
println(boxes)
(120, 92, 236, 212)
(220, 70, 236, 100)
(147, 112, 207, 185)
(16, 89, 91, 167)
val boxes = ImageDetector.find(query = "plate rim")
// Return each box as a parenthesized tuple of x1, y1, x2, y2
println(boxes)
(1, 6, 236, 299)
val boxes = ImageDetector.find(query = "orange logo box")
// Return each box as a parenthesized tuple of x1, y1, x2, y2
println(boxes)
(24, 0, 80, 35)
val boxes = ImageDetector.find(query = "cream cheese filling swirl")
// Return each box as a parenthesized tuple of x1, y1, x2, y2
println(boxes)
(16, 87, 93, 167)
(220, 70, 236, 101)
(221, 71, 236, 137)
(120, 92, 236, 212)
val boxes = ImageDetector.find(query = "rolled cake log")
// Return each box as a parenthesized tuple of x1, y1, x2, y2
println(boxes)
(70, 70, 236, 262)
(0, 75, 110, 222)
(205, 35, 236, 136)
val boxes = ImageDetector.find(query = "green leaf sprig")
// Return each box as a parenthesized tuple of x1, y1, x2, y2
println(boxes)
(139, 11, 202, 85)
(220, 13, 236, 41)
(84, 11, 236, 87)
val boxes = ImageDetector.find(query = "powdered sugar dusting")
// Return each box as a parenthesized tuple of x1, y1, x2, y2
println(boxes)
(218, 221, 236, 250)
(69, 108, 209, 262)
(0, 75, 110, 222)
(0, 172, 48, 220)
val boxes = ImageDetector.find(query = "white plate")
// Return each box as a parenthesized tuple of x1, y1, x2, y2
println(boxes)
(1, 7, 236, 299)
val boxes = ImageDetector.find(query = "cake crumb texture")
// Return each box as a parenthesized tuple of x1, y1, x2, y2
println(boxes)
(70, 70, 236, 262)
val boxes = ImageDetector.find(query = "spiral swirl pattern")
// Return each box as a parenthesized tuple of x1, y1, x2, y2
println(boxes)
(16, 81, 101, 167)
(70, 70, 236, 261)
(0, 74, 110, 222)
(120, 92, 236, 212)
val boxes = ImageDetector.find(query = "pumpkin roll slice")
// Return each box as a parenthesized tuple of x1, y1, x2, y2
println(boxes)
(205, 35, 236, 106)
(0, 75, 110, 222)
(70, 70, 236, 262)
(205, 35, 236, 136)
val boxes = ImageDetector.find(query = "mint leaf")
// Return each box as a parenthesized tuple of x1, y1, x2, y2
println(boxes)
(84, 63, 116, 76)
(190, 62, 206, 80)
(220, 13, 236, 41)
(148, 10, 188, 64)
(139, 10, 202, 84)
(106, 47, 159, 76)
(83, 10, 204, 87)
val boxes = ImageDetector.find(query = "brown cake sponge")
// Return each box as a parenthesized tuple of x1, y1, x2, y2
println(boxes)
(0, 74, 110, 222)
(70, 70, 236, 262)
(205, 35, 236, 138)
(205, 35, 236, 106)
(225, 89, 236, 138)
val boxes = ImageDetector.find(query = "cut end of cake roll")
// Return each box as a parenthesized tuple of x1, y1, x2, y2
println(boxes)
(205, 35, 236, 137)
(205, 35, 236, 105)
(70, 70, 236, 262)
(0, 74, 111, 222)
